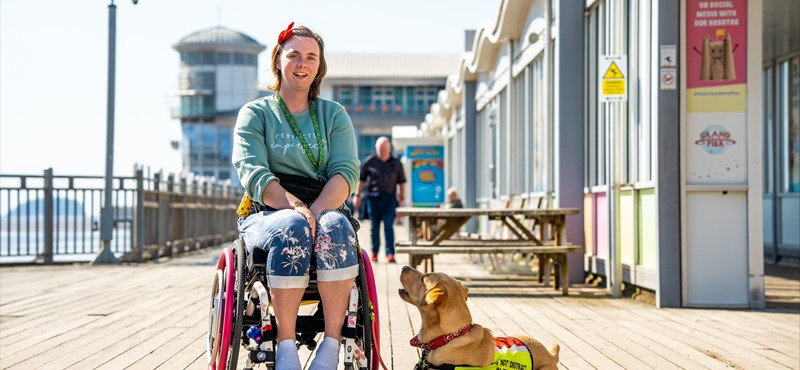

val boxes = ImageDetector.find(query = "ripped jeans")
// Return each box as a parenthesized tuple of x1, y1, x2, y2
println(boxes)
(238, 209, 359, 289)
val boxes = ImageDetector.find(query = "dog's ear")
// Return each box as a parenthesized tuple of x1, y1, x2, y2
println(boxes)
(455, 280, 469, 301)
(424, 282, 446, 306)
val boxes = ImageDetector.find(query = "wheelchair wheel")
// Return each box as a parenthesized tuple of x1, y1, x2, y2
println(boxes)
(207, 248, 235, 370)
(226, 240, 247, 369)
(207, 269, 225, 366)
(345, 249, 375, 370)
(360, 249, 381, 370)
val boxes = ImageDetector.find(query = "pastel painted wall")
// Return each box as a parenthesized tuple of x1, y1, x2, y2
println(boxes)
(620, 189, 636, 266)
(584, 194, 595, 255)
(638, 189, 657, 267)
(596, 192, 609, 259)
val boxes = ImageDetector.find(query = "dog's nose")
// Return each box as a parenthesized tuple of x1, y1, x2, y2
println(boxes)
(402, 265, 412, 272)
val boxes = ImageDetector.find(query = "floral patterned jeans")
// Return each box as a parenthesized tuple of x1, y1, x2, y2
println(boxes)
(238, 209, 359, 289)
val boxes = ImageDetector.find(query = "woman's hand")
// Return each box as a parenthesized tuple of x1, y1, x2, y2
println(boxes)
(308, 203, 329, 239)
(293, 204, 317, 239)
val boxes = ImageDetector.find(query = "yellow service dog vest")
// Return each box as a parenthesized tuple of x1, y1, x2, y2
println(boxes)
(418, 337, 533, 370)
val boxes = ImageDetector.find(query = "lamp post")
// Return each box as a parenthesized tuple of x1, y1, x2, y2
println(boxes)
(93, 0, 138, 264)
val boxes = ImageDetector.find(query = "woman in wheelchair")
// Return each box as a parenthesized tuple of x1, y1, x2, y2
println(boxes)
(232, 22, 361, 370)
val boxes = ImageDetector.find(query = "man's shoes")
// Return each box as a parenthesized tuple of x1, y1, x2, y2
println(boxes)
(387, 254, 396, 263)
(371, 254, 378, 262)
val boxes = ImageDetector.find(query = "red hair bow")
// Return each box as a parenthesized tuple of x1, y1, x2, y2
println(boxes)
(277, 22, 294, 44)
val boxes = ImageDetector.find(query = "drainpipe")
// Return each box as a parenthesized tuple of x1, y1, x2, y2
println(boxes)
(507, 39, 514, 196)
(545, 0, 555, 200)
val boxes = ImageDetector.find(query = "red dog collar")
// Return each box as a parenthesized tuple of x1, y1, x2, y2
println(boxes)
(410, 324, 473, 351)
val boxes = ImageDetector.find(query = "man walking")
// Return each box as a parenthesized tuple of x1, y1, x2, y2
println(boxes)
(352, 136, 405, 263)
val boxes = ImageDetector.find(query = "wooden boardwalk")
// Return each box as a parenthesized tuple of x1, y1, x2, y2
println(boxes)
(1, 222, 798, 370)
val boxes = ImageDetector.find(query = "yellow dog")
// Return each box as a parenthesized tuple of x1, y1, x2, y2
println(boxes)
(399, 266, 560, 370)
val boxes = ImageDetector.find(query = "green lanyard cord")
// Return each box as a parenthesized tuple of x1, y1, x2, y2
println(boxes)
(276, 94, 325, 170)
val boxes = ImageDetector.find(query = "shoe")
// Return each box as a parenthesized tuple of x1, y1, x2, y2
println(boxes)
(387, 254, 396, 263)
(371, 254, 378, 262)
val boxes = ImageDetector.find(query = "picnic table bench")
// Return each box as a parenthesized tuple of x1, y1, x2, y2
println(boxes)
(395, 207, 581, 295)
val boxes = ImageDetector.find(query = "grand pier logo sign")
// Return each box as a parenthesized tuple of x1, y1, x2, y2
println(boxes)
(695, 125, 736, 154)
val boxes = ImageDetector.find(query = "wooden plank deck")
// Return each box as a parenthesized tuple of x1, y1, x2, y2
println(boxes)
(1, 221, 798, 370)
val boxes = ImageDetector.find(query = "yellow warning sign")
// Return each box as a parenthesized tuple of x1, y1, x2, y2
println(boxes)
(603, 61, 624, 79)
(599, 56, 627, 101)
(602, 79, 625, 95)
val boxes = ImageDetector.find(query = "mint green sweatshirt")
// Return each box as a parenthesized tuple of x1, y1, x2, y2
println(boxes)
(232, 95, 360, 204)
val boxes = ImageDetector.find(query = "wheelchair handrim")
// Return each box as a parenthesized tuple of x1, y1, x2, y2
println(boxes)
(207, 269, 225, 365)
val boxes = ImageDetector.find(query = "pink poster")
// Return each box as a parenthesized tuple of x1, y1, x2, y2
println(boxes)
(686, 0, 747, 89)
(685, 0, 749, 184)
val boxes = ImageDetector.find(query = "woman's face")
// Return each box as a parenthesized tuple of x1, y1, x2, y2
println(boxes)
(279, 36, 320, 93)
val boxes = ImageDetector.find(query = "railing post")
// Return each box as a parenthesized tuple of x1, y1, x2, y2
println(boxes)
(193, 177, 201, 250)
(41, 168, 54, 265)
(133, 168, 144, 262)
(220, 182, 228, 240)
(167, 173, 175, 254)
(180, 175, 188, 249)
(155, 171, 170, 258)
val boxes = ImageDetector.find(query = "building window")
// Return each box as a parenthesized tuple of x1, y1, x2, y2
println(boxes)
(181, 51, 216, 65)
(527, 57, 548, 193)
(181, 52, 199, 65)
(394, 87, 404, 112)
(764, 67, 775, 193)
(183, 124, 234, 179)
(179, 95, 215, 117)
(338, 85, 446, 115)
(631, 0, 653, 182)
(358, 86, 372, 106)
(784, 56, 800, 192)
(585, 2, 606, 187)
(218, 51, 231, 65)
(357, 134, 386, 162)
(218, 128, 232, 167)
(335, 86, 354, 109)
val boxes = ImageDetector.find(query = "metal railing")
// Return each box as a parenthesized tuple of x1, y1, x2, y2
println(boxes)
(0, 168, 242, 264)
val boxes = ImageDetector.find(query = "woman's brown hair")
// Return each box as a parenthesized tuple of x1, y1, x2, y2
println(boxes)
(268, 25, 327, 101)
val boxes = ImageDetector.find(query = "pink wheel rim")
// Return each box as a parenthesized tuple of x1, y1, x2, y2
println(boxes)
(211, 248, 235, 370)
(361, 249, 380, 370)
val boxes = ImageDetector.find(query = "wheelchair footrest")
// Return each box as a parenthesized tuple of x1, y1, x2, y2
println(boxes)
(248, 348, 275, 364)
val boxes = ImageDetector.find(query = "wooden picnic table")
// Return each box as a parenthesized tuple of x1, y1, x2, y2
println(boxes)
(395, 207, 581, 295)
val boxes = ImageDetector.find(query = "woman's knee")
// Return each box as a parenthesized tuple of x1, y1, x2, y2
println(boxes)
(315, 210, 359, 280)
(246, 210, 311, 245)
(318, 210, 353, 233)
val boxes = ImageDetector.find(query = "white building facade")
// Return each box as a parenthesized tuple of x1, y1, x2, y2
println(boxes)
(421, 0, 798, 308)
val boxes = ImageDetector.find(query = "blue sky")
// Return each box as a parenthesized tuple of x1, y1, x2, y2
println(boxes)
(0, 0, 498, 177)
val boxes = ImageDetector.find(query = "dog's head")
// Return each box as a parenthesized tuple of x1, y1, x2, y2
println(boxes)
(398, 266, 471, 321)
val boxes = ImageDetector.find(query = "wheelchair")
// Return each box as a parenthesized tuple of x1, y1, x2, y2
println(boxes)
(206, 233, 381, 370)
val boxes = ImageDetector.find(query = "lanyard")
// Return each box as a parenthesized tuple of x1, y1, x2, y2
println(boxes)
(276, 94, 325, 170)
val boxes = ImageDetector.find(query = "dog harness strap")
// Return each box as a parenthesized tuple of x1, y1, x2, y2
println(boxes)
(416, 351, 458, 370)
(410, 324, 474, 351)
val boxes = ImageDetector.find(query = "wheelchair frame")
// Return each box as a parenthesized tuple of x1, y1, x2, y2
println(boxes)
(207, 237, 381, 370)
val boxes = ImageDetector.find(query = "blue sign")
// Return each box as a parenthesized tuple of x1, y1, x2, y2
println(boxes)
(406, 146, 445, 206)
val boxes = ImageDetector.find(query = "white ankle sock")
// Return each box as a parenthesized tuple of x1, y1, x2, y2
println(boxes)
(309, 336, 340, 370)
(276, 339, 301, 370)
